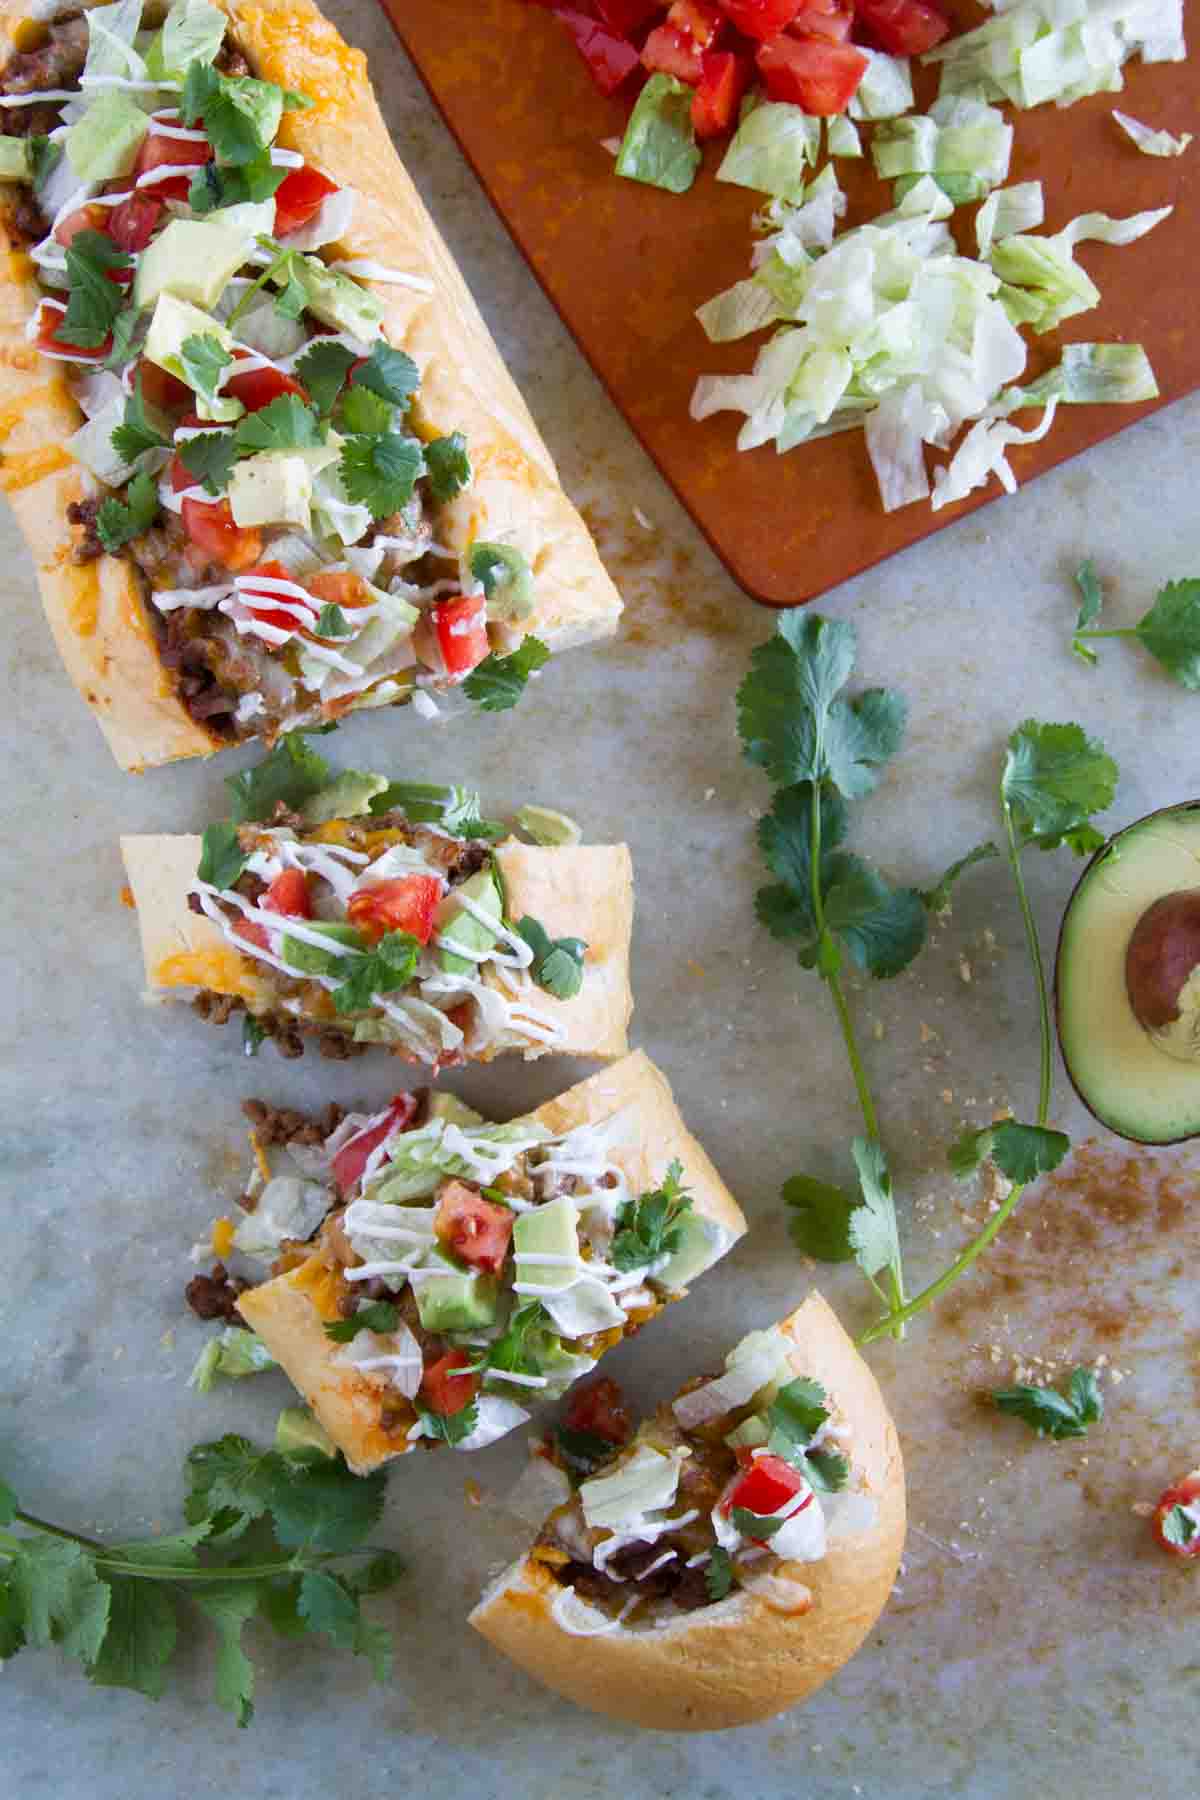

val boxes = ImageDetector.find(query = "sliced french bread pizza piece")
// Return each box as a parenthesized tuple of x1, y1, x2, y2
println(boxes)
(184, 1052, 747, 1471)
(470, 1293, 905, 1730)
(0, 0, 621, 770)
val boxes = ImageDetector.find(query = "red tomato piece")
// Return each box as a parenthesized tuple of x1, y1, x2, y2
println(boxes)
(642, 21, 703, 81)
(420, 1349, 480, 1417)
(855, 0, 949, 53)
(235, 917, 271, 952)
(724, 1454, 809, 1525)
(272, 165, 340, 237)
(36, 301, 109, 361)
(788, 4, 852, 38)
(138, 357, 190, 413)
(1152, 1472, 1200, 1557)
(692, 48, 751, 137)
(593, 0, 661, 32)
(107, 191, 163, 253)
(263, 868, 312, 918)
(331, 1092, 419, 1195)
(432, 1180, 515, 1275)
(222, 363, 310, 414)
(553, 8, 643, 95)
(716, 0, 803, 40)
(181, 497, 263, 572)
(756, 34, 866, 112)
(132, 128, 213, 203)
(432, 595, 490, 680)
(305, 569, 370, 616)
(564, 1376, 632, 1445)
(235, 559, 311, 633)
(54, 203, 108, 248)
(346, 874, 443, 947)
(668, 0, 726, 46)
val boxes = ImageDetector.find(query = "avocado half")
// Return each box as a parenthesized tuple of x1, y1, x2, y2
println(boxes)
(1056, 801, 1200, 1144)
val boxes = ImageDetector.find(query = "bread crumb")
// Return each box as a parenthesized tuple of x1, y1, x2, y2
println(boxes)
(919, 1021, 937, 1043)
(959, 957, 973, 983)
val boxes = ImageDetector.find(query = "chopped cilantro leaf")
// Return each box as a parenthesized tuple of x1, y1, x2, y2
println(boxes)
(188, 152, 286, 215)
(424, 432, 471, 503)
(178, 428, 238, 496)
(95, 471, 159, 552)
(338, 434, 424, 519)
(110, 374, 168, 466)
(57, 230, 131, 350)
(415, 1401, 478, 1447)
(769, 1378, 829, 1447)
(180, 333, 232, 408)
(730, 1507, 784, 1540)
(242, 1015, 266, 1057)
(350, 341, 419, 408)
(515, 915, 586, 1000)
(949, 1120, 1070, 1185)
(1161, 1505, 1198, 1550)
(233, 394, 324, 454)
(991, 1367, 1103, 1440)
(226, 732, 332, 824)
(610, 1161, 692, 1272)
(197, 821, 247, 891)
(331, 930, 420, 1014)
(102, 307, 142, 372)
(804, 1449, 850, 1492)
(29, 135, 61, 195)
(782, 1173, 857, 1263)
(704, 1547, 734, 1601)
(313, 603, 353, 640)
(181, 63, 300, 166)
(323, 1303, 400, 1343)
(462, 636, 549, 713)
(553, 1426, 613, 1484)
(294, 340, 357, 416)
(340, 385, 393, 436)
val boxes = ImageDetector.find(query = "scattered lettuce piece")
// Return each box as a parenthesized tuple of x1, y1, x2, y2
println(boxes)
(615, 73, 701, 194)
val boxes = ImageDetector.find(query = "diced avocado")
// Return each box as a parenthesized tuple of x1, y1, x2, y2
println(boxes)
(724, 1412, 769, 1453)
(436, 868, 502, 977)
(144, 293, 233, 380)
(469, 541, 535, 622)
(0, 135, 33, 181)
(414, 1247, 499, 1332)
(275, 1406, 337, 1459)
(229, 451, 316, 531)
(284, 256, 385, 336)
(206, 200, 277, 240)
(65, 90, 148, 183)
(135, 217, 262, 313)
(512, 1194, 579, 1294)
(297, 770, 390, 826)
(426, 1092, 487, 1129)
(515, 804, 582, 848)
(655, 1213, 720, 1292)
(279, 921, 365, 977)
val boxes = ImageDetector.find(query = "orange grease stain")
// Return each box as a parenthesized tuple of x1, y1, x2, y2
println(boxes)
(0, 384, 57, 441)
(0, 445, 70, 491)
(65, 565, 100, 638)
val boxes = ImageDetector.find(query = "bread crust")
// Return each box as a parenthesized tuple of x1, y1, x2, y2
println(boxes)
(468, 1292, 906, 1730)
(235, 1050, 748, 1473)
(0, 0, 621, 770)
(118, 832, 633, 1061)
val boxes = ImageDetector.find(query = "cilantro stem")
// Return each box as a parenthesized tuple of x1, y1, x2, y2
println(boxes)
(0, 1513, 380, 1583)
(857, 1177, 1027, 1344)
(225, 238, 292, 331)
(1074, 628, 1137, 641)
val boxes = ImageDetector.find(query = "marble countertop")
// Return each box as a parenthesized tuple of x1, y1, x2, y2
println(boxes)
(2, 4, 1198, 1795)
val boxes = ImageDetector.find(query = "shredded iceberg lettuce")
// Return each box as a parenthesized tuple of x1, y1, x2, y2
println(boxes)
(992, 340, 1159, 409)
(990, 205, 1172, 330)
(975, 180, 1045, 254)
(924, 0, 1186, 110)
(848, 48, 914, 119)
(717, 102, 821, 200)
(1112, 108, 1192, 154)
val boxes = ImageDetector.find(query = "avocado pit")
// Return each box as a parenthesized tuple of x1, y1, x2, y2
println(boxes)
(1125, 889, 1200, 1061)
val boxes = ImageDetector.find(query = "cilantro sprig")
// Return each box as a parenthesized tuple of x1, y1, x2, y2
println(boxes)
(0, 1434, 401, 1725)
(323, 1302, 401, 1343)
(515, 915, 587, 1000)
(181, 61, 312, 167)
(610, 1161, 692, 1272)
(110, 374, 168, 466)
(704, 1546, 734, 1601)
(415, 1402, 478, 1447)
(991, 1367, 1104, 1440)
(741, 614, 1119, 1347)
(463, 636, 550, 713)
(331, 930, 420, 1015)
(339, 434, 424, 519)
(57, 230, 131, 350)
(1070, 559, 1200, 689)
(95, 471, 159, 552)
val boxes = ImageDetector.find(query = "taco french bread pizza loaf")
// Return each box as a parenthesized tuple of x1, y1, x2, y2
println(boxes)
(216, 1051, 748, 1471)
(470, 1292, 905, 1730)
(0, 0, 621, 771)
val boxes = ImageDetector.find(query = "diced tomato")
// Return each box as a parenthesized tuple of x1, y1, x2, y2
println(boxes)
(432, 1180, 515, 1275)
(235, 559, 310, 633)
(273, 165, 340, 237)
(1152, 1472, 1200, 1557)
(564, 1376, 632, 1445)
(132, 127, 213, 204)
(420, 1349, 479, 1417)
(432, 595, 490, 680)
(756, 33, 866, 112)
(553, 8, 643, 95)
(54, 203, 108, 248)
(642, 22, 703, 81)
(788, 3, 852, 39)
(305, 569, 371, 616)
(715, 0, 803, 41)
(180, 497, 263, 572)
(222, 363, 310, 414)
(723, 1453, 809, 1531)
(668, 0, 726, 47)
(35, 301, 109, 362)
(107, 191, 163, 254)
(235, 917, 271, 952)
(263, 868, 312, 919)
(331, 1092, 419, 1195)
(347, 874, 443, 947)
(854, 0, 949, 54)
(594, 0, 660, 31)
(138, 358, 190, 414)
(691, 48, 750, 137)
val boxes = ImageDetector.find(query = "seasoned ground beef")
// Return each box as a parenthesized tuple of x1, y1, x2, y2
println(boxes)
(65, 497, 104, 563)
(8, 190, 45, 242)
(192, 990, 243, 1026)
(0, 13, 87, 135)
(242, 1097, 346, 1148)
(214, 43, 248, 77)
(185, 1262, 246, 1322)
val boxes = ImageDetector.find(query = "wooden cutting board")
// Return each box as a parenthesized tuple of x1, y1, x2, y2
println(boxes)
(380, 0, 1196, 606)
